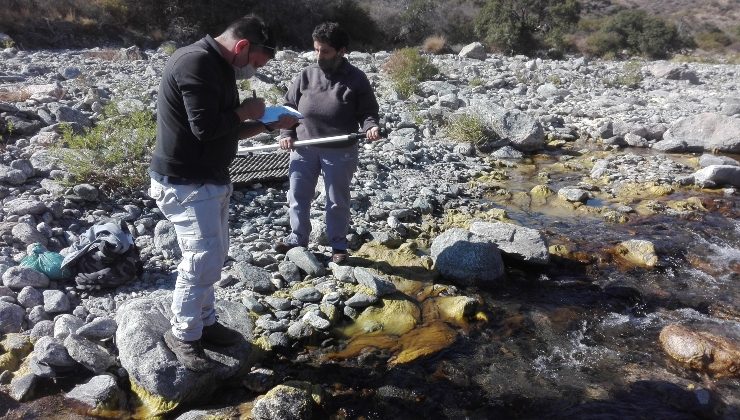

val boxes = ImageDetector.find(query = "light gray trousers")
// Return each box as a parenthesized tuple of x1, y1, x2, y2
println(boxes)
(286, 144, 359, 251)
(149, 178, 232, 341)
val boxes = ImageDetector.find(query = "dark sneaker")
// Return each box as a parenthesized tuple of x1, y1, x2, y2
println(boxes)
(274, 241, 298, 254)
(331, 250, 349, 265)
(163, 330, 214, 372)
(201, 321, 241, 346)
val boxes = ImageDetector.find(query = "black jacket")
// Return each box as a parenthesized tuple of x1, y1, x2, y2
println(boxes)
(150, 35, 240, 183)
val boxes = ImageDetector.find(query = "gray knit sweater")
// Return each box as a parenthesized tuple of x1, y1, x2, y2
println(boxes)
(280, 58, 379, 148)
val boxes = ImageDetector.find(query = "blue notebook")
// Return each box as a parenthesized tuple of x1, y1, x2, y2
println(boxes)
(259, 105, 303, 124)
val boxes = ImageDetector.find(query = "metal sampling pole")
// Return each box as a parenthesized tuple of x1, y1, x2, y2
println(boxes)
(237, 129, 387, 155)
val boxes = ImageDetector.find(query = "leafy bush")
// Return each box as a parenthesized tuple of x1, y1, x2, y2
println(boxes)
(584, 30, 623, 57)
(55, 103, 155, 193)
(604, 60, 643, 89)
(475, 0, 580, 55)
(382, 48, 438, 97)
(444, 113, 488, 146)
(694, 29, 732, 50)
(584, 10, 686, 59)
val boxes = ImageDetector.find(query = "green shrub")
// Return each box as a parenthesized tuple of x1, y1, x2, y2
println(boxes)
(444, 113, 488, 146)
(382, 48, 438, 98)
(475, 0, 580, 55)
(695, 29, 732, 50)
(585, 10, 686, 59)
(605, 60, 643, 89)
(469, 77, 484, 87)
(55, 103, 155, 193)
(584, 30, 623, 57)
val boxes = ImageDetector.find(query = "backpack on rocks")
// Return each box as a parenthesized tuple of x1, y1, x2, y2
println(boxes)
(61, 220, 142, 289)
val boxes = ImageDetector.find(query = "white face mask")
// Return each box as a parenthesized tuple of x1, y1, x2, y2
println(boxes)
(234, 64, 257, 80)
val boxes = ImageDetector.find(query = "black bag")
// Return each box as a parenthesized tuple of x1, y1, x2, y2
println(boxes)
(61, 219, 143, 289)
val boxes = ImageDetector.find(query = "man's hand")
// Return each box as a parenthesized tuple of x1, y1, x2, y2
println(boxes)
(366, 126, 381, 141)
(278, 137, 295, 150)
(235, 97, 265, 121)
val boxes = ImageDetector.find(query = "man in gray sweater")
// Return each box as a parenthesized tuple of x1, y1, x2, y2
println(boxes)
(276, 22, 380, 263)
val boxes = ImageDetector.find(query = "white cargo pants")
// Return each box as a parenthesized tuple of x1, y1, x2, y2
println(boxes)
(149, 177, 232, 341)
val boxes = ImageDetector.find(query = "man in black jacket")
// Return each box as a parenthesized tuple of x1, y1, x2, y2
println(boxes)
(149, 14, 297, 371)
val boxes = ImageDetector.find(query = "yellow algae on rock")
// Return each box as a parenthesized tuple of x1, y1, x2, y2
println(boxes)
(416, 284, 454, 301)
(281, 380, 326, 406)
(667, 197, 706, 213)
(129, 380, 178, 419)
(476, 169, 509, 184)
(324, 334, 397, 360)
(328, 322, 458, 366)
(441, 208, 510, 231)
(389, 321, 458, 365)
(0, 333, 33, 372)
(613, 239, 658, 268)
(340, 297, 420, 337)
(0, 352, 20, 372)
(352, 241, 437, 286)
(421, 296, 478, 328)
(530, 184, 554, 202)
(2, 333, 33, 356)
(615, 182, 674, 200)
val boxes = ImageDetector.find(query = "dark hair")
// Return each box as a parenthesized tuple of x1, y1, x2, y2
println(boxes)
(312, 22, 349, 51)
(224, 14, 275, 58)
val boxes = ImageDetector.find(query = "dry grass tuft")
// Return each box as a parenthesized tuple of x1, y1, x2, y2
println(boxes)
(422, 35, 448, 54)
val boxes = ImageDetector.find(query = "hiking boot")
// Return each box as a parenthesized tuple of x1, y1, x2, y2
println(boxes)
(331, 249, 349, 265)
(163, 330, 214, 372)
(274, 241, 298, 254)
(201, 321, 241, 346)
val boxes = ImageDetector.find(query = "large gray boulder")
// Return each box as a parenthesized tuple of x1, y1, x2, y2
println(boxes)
(115, 290, 255, 410)
(654, 113, 740, 153)
(465, 102, 545, 152)
(691, 165, 740, 188)
(469, 221, 549, 265)
(647, 62, 699, 84)
(65, 374, 125, 412)
(458, 42, 487, 60)
(430, 228, 504, 286)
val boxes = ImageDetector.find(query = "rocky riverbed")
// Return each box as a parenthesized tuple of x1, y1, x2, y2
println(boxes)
(0, 42, 739, 419)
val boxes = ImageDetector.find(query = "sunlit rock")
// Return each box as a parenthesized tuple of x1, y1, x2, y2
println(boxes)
(431, 228, 504, 286)
(115, 290, 254, 416)
(659, 324, 740, 378)
(469, 220, 549, 264)
(252, 382, 318, 420)
(613, 239, 658, 268)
